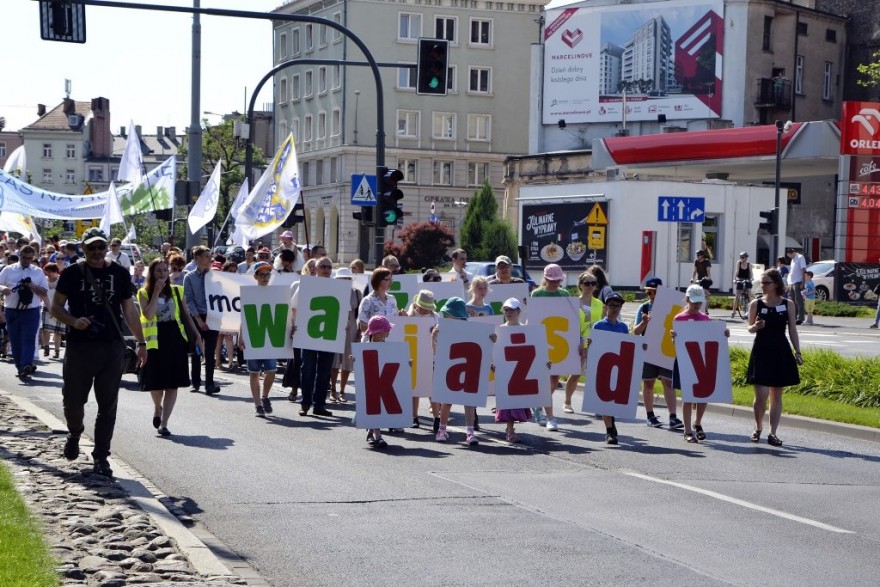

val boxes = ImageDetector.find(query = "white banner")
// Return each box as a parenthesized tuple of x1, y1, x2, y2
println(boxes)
(352, 342, 413, 429)
(642, 286, 685, 370)
(291, 276, 352, 353)
(583, 329, 645, 419)
(240, 285, 294, 360)
(188, 160, 222, 233)
(525, 297, 581, 375)
(492, 325, 552, 410)
(204, 271, 251, 332)
(387, 316, 437, 398)
(431, 318, 494, 407)
(672, 320, 732, 404)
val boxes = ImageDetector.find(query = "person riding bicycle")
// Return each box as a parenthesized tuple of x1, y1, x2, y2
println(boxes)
(692, 250, 712, 313)
(732, 252, 753, 317)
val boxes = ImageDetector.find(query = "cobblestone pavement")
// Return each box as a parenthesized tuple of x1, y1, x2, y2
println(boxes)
(0, 394, 246, 587)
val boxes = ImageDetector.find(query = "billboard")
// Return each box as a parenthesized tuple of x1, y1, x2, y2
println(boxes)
(520, 201, 609, 271)
(840, 101, 880, 156)
(543, 0, 724, 124)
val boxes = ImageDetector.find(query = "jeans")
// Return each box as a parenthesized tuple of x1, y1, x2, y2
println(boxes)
(190, 322, 219, 390)
(300, 349, 333, 409)
(6, 307, 40, 375)
(790, 281, 805, 321)
(62, 339, 125, 460)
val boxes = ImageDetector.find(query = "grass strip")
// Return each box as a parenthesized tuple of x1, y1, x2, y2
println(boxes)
(0, 461, 58, 587)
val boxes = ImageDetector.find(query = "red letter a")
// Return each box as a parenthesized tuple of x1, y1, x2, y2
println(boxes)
(446, 342, 482, 393)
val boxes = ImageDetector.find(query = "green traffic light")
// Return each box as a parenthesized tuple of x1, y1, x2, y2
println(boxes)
(428, 77, 439, 89)
(383, 209, 399, 224)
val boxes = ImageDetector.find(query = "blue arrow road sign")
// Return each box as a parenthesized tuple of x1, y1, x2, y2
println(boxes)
(657, 196, 706, 223)
(351, 174, 377, 206)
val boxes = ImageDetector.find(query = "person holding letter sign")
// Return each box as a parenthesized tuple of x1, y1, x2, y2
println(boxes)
(433, 297, 481, 445)
(590, 293, 629, 445)
(361, 316, 394, 449)
(672, 285, 730, 443)
(405, 290, 440, 429)
(746, 268, 801, 447)
(241, 262, 279, 418)
(530, 264, 570, 431)
(495, 298, 533, 443)
(564, 270, 605, 414)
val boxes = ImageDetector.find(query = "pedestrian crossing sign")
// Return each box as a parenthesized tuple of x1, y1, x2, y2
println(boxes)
(351, 174, 377, 206)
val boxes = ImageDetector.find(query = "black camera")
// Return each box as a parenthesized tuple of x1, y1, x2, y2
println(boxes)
(12, 277, 33, 308)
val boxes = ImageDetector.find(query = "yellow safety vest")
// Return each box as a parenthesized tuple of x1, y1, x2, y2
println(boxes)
(138, 285, 188, 350)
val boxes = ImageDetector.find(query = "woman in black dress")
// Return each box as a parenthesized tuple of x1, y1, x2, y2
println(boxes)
(746, 268, 802, 447)
(138, 259, 203, 436)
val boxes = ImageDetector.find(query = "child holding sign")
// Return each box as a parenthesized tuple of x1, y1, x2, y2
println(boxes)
(590, 292, 629, 445)
(361, 316, 395, 449)
(433, 297, 480, 445)
(495, 298, 532, 443)
(239, 262, 278, 418)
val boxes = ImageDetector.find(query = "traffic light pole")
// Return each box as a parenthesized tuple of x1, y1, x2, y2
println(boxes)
(773, 120, 783, 263)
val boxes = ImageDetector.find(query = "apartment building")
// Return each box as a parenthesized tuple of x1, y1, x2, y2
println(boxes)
(272, 0, 548, 262)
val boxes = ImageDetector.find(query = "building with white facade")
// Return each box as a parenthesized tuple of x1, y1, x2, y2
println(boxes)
(599, 42, 624, 95)
(621, 16, 672, 93)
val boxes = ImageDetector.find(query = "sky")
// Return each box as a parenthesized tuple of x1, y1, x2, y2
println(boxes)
(1, 0, 277, 132)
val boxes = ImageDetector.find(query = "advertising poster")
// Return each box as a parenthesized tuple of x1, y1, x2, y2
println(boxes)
(521, 202, 609, 270)
(834, 263, 880, 306)
(543, 0, 724, 124)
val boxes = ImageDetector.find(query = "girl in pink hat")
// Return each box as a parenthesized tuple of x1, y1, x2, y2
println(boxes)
(362, 315, 395, 448)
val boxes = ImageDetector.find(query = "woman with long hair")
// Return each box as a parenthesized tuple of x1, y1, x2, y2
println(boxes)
(138, 258, 203, 436)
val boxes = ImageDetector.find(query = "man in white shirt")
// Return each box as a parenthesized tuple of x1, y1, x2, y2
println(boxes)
(0, 245, 49, 379)
(447, 248, 472, 287)
(105, 238, 132, 270)
(786, 247, 807, 325)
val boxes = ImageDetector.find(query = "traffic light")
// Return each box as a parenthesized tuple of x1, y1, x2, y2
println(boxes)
(353, 206, 373, 225)
(377, 167, 404, 227)
(417, 38, 449, 96)
(39, 0, 86, 44)
(283, 202, 305, 227)
(758, 209, 778, 233)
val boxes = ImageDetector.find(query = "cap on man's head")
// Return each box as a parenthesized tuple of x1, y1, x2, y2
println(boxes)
(502, 297, 521, 311)
(739, 251, 749, 258)
(644, 276, 662, 290)
(252, 261, 273, 275)
(495, 255, 512, 267)
(82, 228, 109, 245)
(605, 292, 625, 306)
(696, 249, 707, 256)
(685, 284, 706, 303)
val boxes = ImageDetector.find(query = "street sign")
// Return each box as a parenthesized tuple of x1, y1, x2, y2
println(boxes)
(351, 174, 377, 206)
(657, 196, 705, 223)
(585, 202, 609, 225)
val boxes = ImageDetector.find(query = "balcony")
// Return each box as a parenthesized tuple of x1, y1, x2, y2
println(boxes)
(755, 77, 792, 110)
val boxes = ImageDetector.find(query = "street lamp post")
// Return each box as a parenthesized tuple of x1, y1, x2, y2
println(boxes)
(773, 119, 793, 263)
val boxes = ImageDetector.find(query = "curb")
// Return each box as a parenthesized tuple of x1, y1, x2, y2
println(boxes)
(0, 389, 271, 586)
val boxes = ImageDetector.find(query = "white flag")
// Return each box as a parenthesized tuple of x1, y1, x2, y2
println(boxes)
(237, 133, 301, 240)
(187, 160, 222, 233)
(0, 212, 40, 244)
(230, 225, 250, 248)
(99, 181, 125, 234)
(229, 178, 249, 219)
(117, 121, 144, 184)
(2, 145, 26, 176)
(122, 223, 137, 244)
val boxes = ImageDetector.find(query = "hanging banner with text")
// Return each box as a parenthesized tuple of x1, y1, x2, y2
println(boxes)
(352, 342, 414, 429)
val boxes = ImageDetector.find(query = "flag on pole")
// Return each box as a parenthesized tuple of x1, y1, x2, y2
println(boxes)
(117, 121, 145, 184)
(229, 178, 249, 219)
(99, 181, 125, 234)
(187, 160, 222, 233)
(229, 225, 250, 248)
(122, 223, 137, 245)
(2, 145, 27, 176)
(237, 133, 301, 240)
(0, 212, 40, 244)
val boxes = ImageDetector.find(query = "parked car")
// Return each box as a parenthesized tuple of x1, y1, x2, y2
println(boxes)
(464, 261, 537, 291)
(119, 243, 143, 266)
(806, 260, 835, 301)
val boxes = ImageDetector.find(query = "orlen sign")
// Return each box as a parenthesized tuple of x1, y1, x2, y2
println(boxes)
(841, 101, 880, 155)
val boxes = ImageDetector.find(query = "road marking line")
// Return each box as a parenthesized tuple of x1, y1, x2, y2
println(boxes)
(621, 471, 854, 534)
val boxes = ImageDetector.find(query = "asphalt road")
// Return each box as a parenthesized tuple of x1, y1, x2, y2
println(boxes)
(9, 344, 880, 586)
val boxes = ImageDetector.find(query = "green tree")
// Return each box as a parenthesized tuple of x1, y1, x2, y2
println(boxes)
(178, 117, 265, 240)
(459, 179, 499, 259)
(857, 50, 880, 91)
(481, 219, 518, 261)
(384, 221, 455, 271)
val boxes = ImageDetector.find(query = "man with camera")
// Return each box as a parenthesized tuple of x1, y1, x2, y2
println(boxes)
(51, 228, 148, 478)
(0, 245, 48, 379)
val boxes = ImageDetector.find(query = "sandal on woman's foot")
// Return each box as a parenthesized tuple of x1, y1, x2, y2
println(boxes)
(684, 432, 698, 443)
(337, 392, 347, 404)
(366, 431, 375, 444)
(750, 428, 762, 443)
(767, 433, 783, 447)
(506, 431, 519, 443)
(374, 438, 388, 449)
(694, 424, 706, 441)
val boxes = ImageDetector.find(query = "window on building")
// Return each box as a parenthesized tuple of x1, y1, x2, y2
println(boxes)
(826, 28, 837, 43)
(305, 24, 314, 51)
(399, 13, 421, 41)
(292, 28, 301, 55)
(432, 112, 456, 139)
(397, 110, 420, 137)
(331, 109, 341, 137)
(88, 167, 103, 182)
(279, 77, 288, 103)
(66, 143, 76, 158)
(42, 168, 52, 183)
(279, 32, 287, 59)
(301, 161, 310, 186)
(292, 73, 301, 101)
(435, 16, 456, 42)
(279, 119, 288, 140)
(330, 156, 339, 182)
(42, 144, 52, 158)
(676, 223, 694, 262)
(332, 65, 342, 90)
(318, 66, 327, 94)
(319, 24, 328, 47)
(316, 159, 324, 184)
(795, 54, 804, 95)
(823, 62, 833, 100)
(399, 159, 418, 183)
(317, 112, 327, 139)
(292, 118, 300, 142)
(468, 67, 491, 93)
(467, 162, 489, 186)
(397, 64, 417, 89)
(447, 65, 457, 92)
(470, 18, 492, 46)
(797, 22, 808, 36)
(304, 115, 313, 141)
(305, 70, 313, 98)
(762, 16, 773, 51)
(65, 169, 76, 184)
(467, 114, 491, 141)
(332, 13, 342, 42)
(433, 161, 453, 185)
(0, 142, 5, 158)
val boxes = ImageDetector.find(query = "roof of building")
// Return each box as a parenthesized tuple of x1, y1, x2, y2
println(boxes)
(112, 133, 185, 159)
(22, 101, 92, 131)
